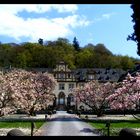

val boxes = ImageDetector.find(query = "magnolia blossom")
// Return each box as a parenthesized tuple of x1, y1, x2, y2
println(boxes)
(0, 69, 57, 116)
(0, 73, 17, 116)
(107, 72, 140, 110)
(74, 80, 116, 116)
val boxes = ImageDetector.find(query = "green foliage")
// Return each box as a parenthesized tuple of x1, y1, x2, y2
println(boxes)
(94, 43, 113, 56)
(120, 55, 135, 70)
(76, 48, 93, 68)
(0, 38, 137, 70)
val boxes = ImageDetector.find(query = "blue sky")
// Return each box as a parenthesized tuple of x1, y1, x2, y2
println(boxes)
(0, 4, 139, 59)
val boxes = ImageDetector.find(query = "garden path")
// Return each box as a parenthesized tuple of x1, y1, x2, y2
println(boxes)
(34, 111, 101, 136)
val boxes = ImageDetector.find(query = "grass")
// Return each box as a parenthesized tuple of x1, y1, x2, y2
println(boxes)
(89, 121, 140, 136)
(89, 121, 140, 128)
(0, 121, 45, 129)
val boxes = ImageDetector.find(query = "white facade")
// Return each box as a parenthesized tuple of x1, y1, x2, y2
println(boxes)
(52, 61, 77, 110)
(54, 82, 76, 105)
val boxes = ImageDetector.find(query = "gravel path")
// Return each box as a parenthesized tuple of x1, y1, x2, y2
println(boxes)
(34, 111, 101, 136)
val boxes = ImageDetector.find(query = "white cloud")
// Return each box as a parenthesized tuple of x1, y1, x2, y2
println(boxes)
(102, 13, 116, 19)
(0, 4, 78, 14)
(51, 4, 78, 13)
(0, 5, 90, 42)
(94, 12, 116, 22)
(52, 15, 90, 28)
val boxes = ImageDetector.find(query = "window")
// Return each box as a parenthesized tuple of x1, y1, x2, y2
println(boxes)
(59, 83, 65, 90)
(60, 73, 65, 79)
(69, 84, 74, 89)
(68, 74, 71, 78)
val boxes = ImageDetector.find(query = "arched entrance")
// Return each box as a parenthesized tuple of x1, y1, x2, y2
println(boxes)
(57, 92, 66, 110)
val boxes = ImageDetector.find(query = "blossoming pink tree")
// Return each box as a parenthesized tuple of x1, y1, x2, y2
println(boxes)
(0, 73, 16, 117)
(0, 69, 57, 116)
(107, 72, 140, 117)
(74, 81, 116, 117)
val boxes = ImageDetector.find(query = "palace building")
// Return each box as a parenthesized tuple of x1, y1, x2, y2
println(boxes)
(53, 61, 126, 110)
(27, 61, 126, 111)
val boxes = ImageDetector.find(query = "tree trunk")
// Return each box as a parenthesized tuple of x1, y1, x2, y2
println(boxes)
(31, 121, 35, 136)
(29, 107, 36, 136)
(29, 106, 36, 116)
(97, 110, 103, 117)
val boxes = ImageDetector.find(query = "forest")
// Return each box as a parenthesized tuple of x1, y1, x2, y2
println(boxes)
(0, 37, 138, 70)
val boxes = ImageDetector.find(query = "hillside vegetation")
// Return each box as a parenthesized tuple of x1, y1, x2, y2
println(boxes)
(0, 38, 137, 70)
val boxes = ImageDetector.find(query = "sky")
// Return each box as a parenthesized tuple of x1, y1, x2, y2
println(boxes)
(0, 4, 139, 59)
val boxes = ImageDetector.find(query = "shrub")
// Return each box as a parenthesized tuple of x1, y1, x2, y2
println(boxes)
(7, 129, 26, 136)
(119, 128, 137, 136)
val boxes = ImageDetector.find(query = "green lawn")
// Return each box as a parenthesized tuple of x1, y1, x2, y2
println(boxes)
(89, 121, 140, 128)
(0, 121, 45, 129)
(89, 121, 140, 136)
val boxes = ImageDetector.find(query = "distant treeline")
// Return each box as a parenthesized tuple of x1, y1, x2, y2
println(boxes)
(0, 37, 138, 70)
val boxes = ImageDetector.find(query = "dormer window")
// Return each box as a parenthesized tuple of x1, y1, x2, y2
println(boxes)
(106, 76, 110, 80)
(112, 71, 116, 75)
(97, 71, 101, 74)
(88, 75, 94, 80)
(98, 76, 102, 80)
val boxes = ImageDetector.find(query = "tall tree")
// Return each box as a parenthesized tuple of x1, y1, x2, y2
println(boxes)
(127, 3, 140, 55)
(38, 38, 43, 46)
(73, 37, 80, 51)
